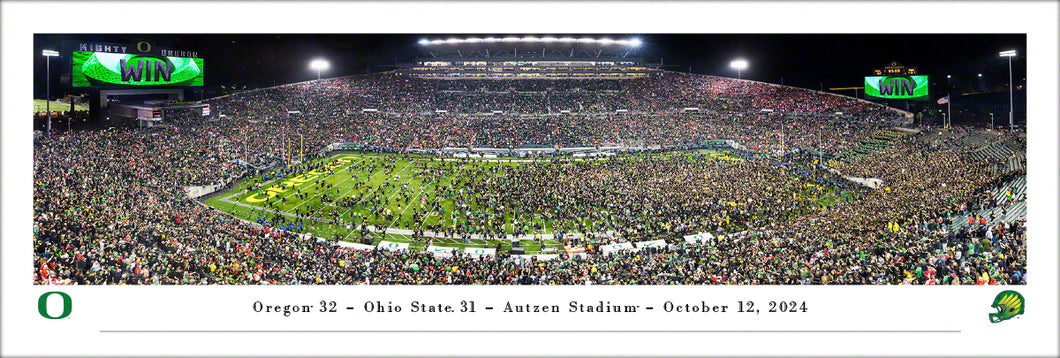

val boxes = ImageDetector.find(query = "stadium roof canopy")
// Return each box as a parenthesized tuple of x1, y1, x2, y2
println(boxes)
(416, 36, 645, 60)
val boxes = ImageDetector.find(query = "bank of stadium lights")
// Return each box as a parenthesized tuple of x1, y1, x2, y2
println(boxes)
(309, 59, 329, 80)
(418, 36, 642, 46)
(730, 59, 748, 79)
(42, 49, 60, 136)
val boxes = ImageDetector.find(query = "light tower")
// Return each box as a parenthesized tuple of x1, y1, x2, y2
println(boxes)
(730, 59, 748, 80)
(999, 50, 1016, 131)
(42, 49, 60, 135)
(309, 59, 329, 80)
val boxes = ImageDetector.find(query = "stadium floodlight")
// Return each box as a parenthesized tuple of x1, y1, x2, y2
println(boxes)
(946, 75, 951, 79)
(309, 59, 329, 80)
(42, 49, 59, 135)
(418, 36, 647, 46)
(730, 59, 748, 79)
(999, 50, 1016, 131)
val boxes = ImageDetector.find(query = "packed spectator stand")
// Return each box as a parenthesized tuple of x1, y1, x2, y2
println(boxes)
(34, 71, 1027, 285)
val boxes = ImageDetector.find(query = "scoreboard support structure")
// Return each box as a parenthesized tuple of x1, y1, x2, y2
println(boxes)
(91, 88, 184, 122)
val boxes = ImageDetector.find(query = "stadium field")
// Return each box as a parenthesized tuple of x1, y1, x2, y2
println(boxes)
(207, 153, 569, 253)
(204, 150, 847, 254)
(206, 151, 758, 252)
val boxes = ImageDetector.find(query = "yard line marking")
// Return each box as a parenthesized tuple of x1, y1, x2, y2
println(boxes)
(418, 211, 438, 231)
(333, 160, 396, 220)
(340, 161, 419, 242)
(279, 156, 368, 201)
(337, 160, 414, 222)
(288, 158, 369, 211)
(387, 180, 427, 230)
(322, 160, 395, 220)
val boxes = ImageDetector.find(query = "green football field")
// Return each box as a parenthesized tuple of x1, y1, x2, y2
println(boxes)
(205, 153, 573, 254)
(34, 99, 88, 112)
(203, 151, 847, 254)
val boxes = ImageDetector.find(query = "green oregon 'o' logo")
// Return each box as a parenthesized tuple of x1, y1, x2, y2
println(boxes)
(38, 291, 72, 319)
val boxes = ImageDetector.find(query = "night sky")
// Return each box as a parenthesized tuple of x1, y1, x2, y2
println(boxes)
(34, 33, 1025, 99)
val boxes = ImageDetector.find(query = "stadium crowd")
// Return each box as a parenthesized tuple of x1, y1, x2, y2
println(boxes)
(33, 71, 1026, 285)
(202, 72, 901, 151)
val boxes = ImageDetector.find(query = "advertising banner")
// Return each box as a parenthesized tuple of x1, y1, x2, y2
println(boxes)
(464, 247, 496, 257)
(600, 242, 634, 253)
(426, 245, 459, 257)
(683, 232, 715, 244)
(634, 239, 668, 249)
(377, 240, 410, 252)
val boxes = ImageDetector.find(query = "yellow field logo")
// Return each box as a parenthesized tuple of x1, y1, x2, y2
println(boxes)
(246, 157, 355, 203)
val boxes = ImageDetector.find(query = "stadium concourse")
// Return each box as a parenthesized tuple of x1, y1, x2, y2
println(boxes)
(33, 71, 1027, 285)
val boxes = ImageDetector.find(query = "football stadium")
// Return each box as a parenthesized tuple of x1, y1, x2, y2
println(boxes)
(33, 34, 1027, 285)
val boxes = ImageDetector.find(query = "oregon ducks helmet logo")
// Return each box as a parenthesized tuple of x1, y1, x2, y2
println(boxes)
(989, 290, 1024, 324)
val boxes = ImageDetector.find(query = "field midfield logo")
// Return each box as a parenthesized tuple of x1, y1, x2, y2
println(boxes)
(989, 290, 1024, 324)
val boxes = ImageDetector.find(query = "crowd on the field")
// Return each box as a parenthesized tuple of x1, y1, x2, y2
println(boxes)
(33, 71, 1027, 285)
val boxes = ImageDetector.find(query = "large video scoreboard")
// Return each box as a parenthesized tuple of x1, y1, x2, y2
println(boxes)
(66, 40, 203, 88)
(72, 52, 203, 87)
(864, 75, 929, 100)
(864, 61, 927, 100)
